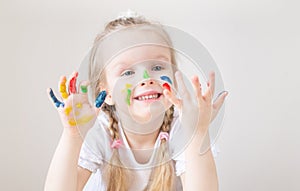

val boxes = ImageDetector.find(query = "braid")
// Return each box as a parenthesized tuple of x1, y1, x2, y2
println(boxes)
(101, 103, 119, 139)
(101, 102, 129, 191)
(161, 105, 175, 132)
(145, 105, 175, 191)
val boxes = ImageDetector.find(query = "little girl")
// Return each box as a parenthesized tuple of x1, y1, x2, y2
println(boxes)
(45, 12, 228, 191)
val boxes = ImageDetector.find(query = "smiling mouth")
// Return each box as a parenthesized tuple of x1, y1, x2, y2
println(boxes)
(134, 93, 162, 101)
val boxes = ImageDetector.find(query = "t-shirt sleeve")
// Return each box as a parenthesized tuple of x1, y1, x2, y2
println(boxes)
(78, 112, 110, 173)
(173, 151, 186, 177)
(78, 142, 103, 173)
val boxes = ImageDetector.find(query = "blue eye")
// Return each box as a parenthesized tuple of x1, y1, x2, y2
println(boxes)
(121, 70, 135, 76)
(152, 65, 163, 71)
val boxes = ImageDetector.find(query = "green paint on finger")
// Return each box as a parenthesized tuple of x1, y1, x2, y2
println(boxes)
(80, 85, 88, 93)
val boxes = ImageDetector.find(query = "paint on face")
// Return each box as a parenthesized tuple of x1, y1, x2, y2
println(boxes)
(95, 91, 107, 108)
(143, 70, 150, 79)
(49, 88, 64, 108)
(68, 115, 94, 126)
(69, 72, 78, 94)
(162, 83, 171, 92)
(160, 76, 172, 85)
(126, 89, 132, 105)
(121, 84, 133, 105)
(59, 77, 68, 99)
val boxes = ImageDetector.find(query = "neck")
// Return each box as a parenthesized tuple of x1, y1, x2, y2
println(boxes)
(123, 128, 160, 150)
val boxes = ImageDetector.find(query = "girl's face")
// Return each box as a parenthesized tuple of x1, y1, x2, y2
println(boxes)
(104, 45, 175, 124)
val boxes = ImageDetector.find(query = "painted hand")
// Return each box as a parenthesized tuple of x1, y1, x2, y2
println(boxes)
(164, 71, 226, 136)
(47, 71, 106, 137)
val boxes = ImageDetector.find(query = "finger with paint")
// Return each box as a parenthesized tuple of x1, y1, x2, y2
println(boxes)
(162, 83, 171, 92)
(69, 71, 79, 94)
(160, 75, 173, 92)
(95, 91, 107, 108)
(48, 88, 65, 108)
(59, 76, 68, 99)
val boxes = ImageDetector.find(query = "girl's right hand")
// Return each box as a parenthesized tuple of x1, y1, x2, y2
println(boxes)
(47, 71, 106, 138)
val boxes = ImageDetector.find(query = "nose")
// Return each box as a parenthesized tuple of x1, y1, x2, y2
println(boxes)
(140, 79, 156, 87)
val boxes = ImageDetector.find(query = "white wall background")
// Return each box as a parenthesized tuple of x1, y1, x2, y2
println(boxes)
(1, 0, 299, 190)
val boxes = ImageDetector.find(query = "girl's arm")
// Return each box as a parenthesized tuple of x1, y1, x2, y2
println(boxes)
(183, 133, 218, 191)
(44, 130, 91, 191)
(165, 71, 226, 191)
(45, 72, 102, 191)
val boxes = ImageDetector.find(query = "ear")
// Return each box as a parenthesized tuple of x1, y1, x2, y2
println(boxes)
(104, 90, 115, 105)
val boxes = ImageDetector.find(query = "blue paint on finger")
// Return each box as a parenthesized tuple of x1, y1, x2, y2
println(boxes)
(95, 91, 107, 108)
(160, 76, 172, 85)
(49, 88, 64, 108)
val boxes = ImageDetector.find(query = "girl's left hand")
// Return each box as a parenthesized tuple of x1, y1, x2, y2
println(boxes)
(163, 71, 228, 135)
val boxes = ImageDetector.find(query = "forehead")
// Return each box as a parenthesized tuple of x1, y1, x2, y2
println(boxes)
(94, 25, 172, 70)
(107, 45, 171, 70)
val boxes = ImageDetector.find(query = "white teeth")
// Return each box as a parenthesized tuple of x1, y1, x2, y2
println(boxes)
(137, 94, 159, 101)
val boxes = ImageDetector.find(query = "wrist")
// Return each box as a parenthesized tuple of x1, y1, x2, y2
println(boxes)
(62, 128, 84, 140)
(188, 128, 210, 152)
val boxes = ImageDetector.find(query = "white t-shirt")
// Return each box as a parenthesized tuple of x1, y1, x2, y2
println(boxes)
(78, 109, 219, 191)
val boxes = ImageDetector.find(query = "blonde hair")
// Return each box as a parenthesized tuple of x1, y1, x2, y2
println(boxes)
(89, 15, 177, 191)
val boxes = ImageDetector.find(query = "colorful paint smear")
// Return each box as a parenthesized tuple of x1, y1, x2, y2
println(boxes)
(59, 77, 68, 99)
(49, 88, 64, 108)
(64, 106, 72, 116)
(143, 70, 150, 79)
(69, 72, 78, 94)
(68, 115, 94, 126)
(126, 89, 132, 105)
(160, 76, 172, 85)
(80, 85, 88, 93)
(162, 83, 171, 92)
(95, 90, 107, 108)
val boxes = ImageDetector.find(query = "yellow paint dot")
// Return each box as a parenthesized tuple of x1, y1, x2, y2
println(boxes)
(68, 119, 76, 126)
(75, 103, 82, 108)
(126, 84, 132, 89)
(64, 106, 72, 116)
(61, 92, 68, 99)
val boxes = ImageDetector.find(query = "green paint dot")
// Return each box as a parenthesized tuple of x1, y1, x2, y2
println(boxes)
(143, 70, 150, 79)
(80, 85, 88, 93)
(126, 89, 131, 105)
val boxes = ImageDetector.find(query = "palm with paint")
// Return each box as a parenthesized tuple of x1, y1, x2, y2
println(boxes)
(47, 71, 106, 137)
